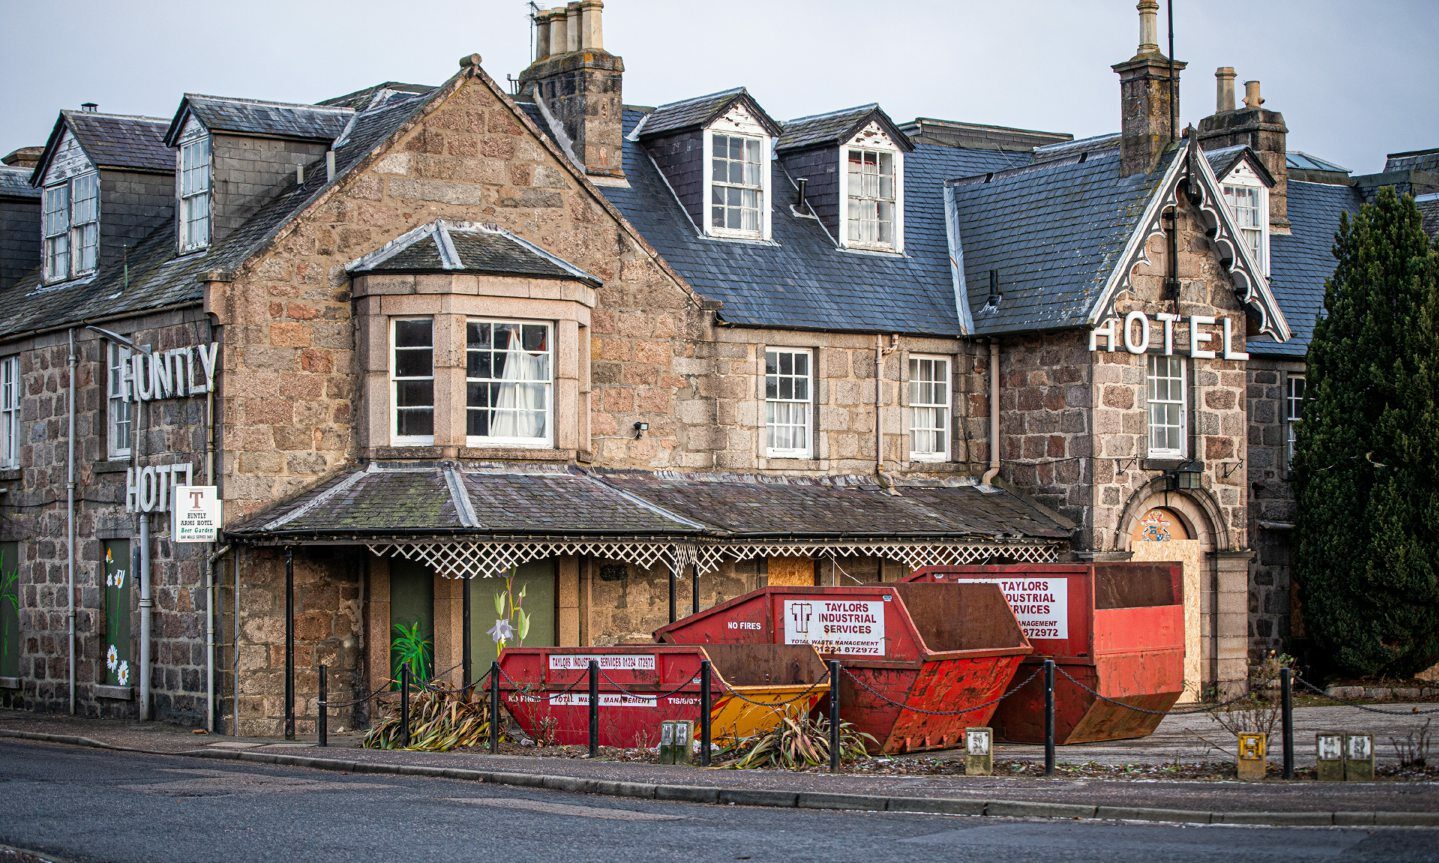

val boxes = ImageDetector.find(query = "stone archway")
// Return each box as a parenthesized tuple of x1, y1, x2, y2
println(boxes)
(1116, 481, 1228, 702)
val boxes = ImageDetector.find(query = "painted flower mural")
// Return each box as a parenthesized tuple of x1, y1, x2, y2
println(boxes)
(116, 660, 130, 687)
(106, 644, 118, 672)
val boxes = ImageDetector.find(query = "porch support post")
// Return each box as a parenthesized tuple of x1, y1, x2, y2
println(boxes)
(462, 575, 472, 688)
(668, 566, 677, 624)
(691, 562, 700, 616)
(284, 546, 295, 741)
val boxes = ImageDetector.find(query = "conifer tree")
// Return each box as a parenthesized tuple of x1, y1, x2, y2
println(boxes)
(1293, 187, 1439, 678)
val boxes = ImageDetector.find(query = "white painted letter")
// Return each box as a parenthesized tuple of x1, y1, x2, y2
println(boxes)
(1222, 317, 1250, 361)
(1089, 319, 1118, 352)
(1189, 315, 1217, 359)
(1123, 311, 1151, 355)
(167, 349, 189, 398)
(197, 342, 220, 393)
(125, 468, 137, 512)
(1156, 313, 1180, 356)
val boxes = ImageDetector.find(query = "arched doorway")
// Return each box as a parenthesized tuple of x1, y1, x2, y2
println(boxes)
(1128, 506, 1203, 702)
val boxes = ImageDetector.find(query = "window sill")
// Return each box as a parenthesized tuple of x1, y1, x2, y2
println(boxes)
(94, 460, 130, 475)
(94, 684, 134, 701)
(0, 676, 19, 690)
(0, 467, 20, 482)
(458, 446, 573, 462)
(839, 244, 904, 258)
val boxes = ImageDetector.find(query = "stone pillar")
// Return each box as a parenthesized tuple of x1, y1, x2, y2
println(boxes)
(1213, 550, 1254, 698)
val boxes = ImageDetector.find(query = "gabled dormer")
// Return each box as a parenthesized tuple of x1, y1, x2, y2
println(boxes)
(636, 88, 782, 242)
(776, 105, 913, 254)
(30, 109, 172, 285)
(1207, 145, 1276, 275)
(164, 95, 355, 250)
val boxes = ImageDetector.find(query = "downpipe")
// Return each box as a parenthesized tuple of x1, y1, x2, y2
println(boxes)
(874, 334, 898, 479)
(980, 340, 1001, 488)
(66, 329, 76, 715)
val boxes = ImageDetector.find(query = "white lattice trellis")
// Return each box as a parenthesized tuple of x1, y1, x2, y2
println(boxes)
(367, 539, 1059, 579)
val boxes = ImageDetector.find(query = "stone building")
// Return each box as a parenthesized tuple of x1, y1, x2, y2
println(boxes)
(0, 1, 1430, 732)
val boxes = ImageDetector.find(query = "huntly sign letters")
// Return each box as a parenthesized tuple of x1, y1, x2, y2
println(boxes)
(1089, 312, 1248, 360)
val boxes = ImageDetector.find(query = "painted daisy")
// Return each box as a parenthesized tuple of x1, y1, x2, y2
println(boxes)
(106, 644, 118, 672)
(113, 569, 124, 589)
(117, 660, 130, 687)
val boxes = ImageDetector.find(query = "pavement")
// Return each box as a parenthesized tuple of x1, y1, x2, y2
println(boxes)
(6, 741, 1437, 863)
(2, 706, 1438, 829)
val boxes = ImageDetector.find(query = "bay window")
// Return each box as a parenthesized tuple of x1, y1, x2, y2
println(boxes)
(708, 133, 765, 238)
(179, 136, 212, 252)
(391, 318, 434, 445)
(466, 320, 553, 447)
(1147, 354, 1186, 459)
(765, 348, 812, 458)
(908, 355, 950, 461)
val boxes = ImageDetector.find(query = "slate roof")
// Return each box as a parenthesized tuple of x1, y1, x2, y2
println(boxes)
(0, 166, 38, 199)
(1287, 151, 1349, 173)
(600, 107, 1027, 336)
(949, 148, 1166, 335)
(0, 87, 434, 340)
(225, 463, 1071, 542)
(1253, 179, 1363, 358)
(166, 94, 354, 145)
(777, 105, 913, 153)
(226, 463, 706, 539)
(34, 112, 172, 182)
(320, 82, 435, 110)
(347, 220, 601, 285)
(1416, 193, 1439, 238)
(636, 88, 781, 139)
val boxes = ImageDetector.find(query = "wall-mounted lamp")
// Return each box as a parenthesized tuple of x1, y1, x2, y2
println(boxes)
(633, 421, 649, 439)
(1168, 460, 1204, 491)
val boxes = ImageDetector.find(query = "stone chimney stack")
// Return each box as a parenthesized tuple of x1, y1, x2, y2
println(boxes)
(1198, 75, 1290, 232)
(518, 0, 624, 178)
(1113, 0, 1186, 176)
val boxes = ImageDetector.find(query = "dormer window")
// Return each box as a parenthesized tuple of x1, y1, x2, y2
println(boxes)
(42, 172, 99, 283)
(846, 149, 895, 248)
(710, 134, 765, 237)
(1220, 161, 1268, 274)
(179, 136, 212, 252)
(839, 122, 904, 253)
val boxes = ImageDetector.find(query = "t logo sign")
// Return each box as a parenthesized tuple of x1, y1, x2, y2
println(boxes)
(187, 489, 205, 508)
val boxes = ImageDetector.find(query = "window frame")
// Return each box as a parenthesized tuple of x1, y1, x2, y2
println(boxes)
(843, 147, 902, 251)
(0, 356, 17, 469)
(178, 136, 212, 253)
(1221, 169, 1268, 276)
(464, 318, 555, 449)
(68, 171, 99, 276)
(764, 347, 813, 459)
(42, 182, 71, 283)
(907, 354, 951, 462)
(1285, 373, 1306, 470)
(703, 130, 770, 241)
(1146, 354, 1187, 459)
(389, 317, 436, 447)
(106, 342, 132, 461)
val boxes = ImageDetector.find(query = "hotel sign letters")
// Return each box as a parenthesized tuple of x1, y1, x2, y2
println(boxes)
(1089, 312, 1248, 360)
(118, 342, 220, 403)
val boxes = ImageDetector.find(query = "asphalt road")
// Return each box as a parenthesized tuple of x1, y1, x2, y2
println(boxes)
(1, 741, 1435, 863)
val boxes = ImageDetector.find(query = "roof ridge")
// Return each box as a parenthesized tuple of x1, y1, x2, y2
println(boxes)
(782, 103, 880, 126)
(184, 93, 355, 114)
(62, 110, 167, 124)
(650, 86, 746, 112)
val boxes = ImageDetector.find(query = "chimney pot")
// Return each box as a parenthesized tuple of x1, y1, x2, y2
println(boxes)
(534, 10, 552, 61)
(1215, 67, 1236, 113)
(81, 102, 98, 113)
(1243, 80, 1264, 109)
(1137, 0, 1160, 55)
(566, 2, 582, 54)
(547, 8, 568, 57)
(580, 0, 604, 51)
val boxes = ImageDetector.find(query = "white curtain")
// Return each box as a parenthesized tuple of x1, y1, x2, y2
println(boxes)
(492, 330, 544, 439)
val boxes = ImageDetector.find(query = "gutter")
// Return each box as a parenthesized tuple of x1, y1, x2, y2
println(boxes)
(66, 329, 76, 715)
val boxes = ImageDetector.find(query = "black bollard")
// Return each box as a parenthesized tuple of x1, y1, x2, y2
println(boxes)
(1281, 667, 1295, 780)
(1043, 659, 1055, 777)
(400, 664, 411, 749)
(588, 660, 600, 758)
(489, 661, 501, 755)
(699, 660, 713, 767)
(828, 660, 842, 773)
(317, 664, 328, 747)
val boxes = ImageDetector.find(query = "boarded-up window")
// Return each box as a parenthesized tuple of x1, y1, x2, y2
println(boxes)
(0, 541, 19, 679)
(102, 539, 132, 687)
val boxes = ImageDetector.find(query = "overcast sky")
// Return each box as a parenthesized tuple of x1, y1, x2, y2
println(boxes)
(2, 1, 1435, 174)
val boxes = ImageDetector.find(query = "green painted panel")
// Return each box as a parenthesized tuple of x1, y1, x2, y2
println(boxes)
(0, 542, 18, 679)
(102, 540, 132, 687)
(389, 558, 435, 683)
(469, 559, 557, 675)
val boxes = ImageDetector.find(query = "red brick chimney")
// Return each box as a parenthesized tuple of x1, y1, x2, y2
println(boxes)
(517, 1, 625, 179)
(1113, 0, 1185, 176)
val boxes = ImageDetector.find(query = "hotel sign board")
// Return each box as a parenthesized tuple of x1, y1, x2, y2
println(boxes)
(171, 485, 221, 543)
(1089, 312, 1248, 360)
